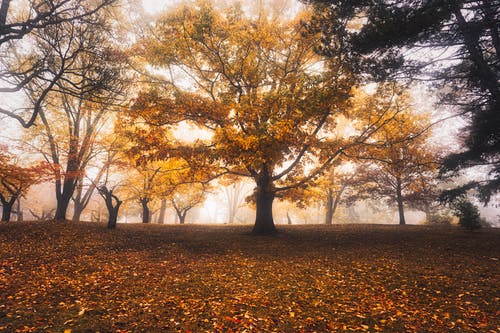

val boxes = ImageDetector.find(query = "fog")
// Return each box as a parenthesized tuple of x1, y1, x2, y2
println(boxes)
(10, 181, 499, 227)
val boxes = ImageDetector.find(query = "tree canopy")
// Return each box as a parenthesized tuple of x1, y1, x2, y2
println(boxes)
(17, 8, 128, 221)
(0, 0, 119, 127)
(305, 0, 500, 204)
(123, 2, 410, 233)
(0, 146, 47, 221)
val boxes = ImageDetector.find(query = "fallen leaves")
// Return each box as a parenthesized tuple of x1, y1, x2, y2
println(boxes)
(0, 222, 498, 332)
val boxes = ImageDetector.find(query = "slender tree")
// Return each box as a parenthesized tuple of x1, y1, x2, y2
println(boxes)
(354, 110, 440, 225)
(0, 147, 47, 221)
(93, 138, 126, 229)
(169, 183, 207, 225)
(319, 166, 365, 225)
(0, 0, 118, 128)
(133, 163, 162, 224)
(21, 11, 127, 221)
(157, 199, 167, 224)
(71, 164, 107, 222)
(223, 181, 250, 224)
(97, 185, 122, 229)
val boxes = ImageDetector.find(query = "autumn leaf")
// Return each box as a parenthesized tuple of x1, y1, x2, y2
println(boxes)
(0, 222, 498, 332)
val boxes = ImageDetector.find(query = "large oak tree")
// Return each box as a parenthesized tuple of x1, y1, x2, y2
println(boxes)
(128, 3, 404, 234)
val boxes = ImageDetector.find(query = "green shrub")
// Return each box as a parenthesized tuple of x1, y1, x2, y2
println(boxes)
(451, 199, 482, 231)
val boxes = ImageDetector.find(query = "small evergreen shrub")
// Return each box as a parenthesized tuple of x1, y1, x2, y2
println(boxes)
(451, 199, 482, 231)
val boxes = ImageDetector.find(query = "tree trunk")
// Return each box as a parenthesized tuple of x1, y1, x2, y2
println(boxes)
(141, 199, 150, 223)
(424, 203, 432, 224)
(1, 200, 13, 222)
(226, 183, 245, 224)
(0, 0, 11, 26)
(325, 184, 346, 225)
(286, 211, 292, 225)
(228, 204, 235, 224)
(72, 205, 84, 223)
(1, 205, 11, 222)
(253, 189, 276, 234)
(157, 199, 166, 224)
(54, 135, 81, 221)
(0, 194, 17, 222)
(100, 187, 122, 229)
(55, 193, 72, 221)
(72, 181, 83, 222)
(396, 177, 406, 225)
(173, 204, 185, 225)
(72, 178, 91, 222)
(179, 211, 187, 225)
(107, 203, 121, 229)
(325, 189, 334, 225)
(252, 170, 277, 235)
(55, 178, 77, 221)
(16, 198, 23, 222)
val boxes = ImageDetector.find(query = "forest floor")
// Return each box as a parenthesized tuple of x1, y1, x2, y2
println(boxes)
(0, 222, 498, 333)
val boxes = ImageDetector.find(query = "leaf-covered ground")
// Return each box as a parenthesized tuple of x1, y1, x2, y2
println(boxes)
(0, 222, 498, 332)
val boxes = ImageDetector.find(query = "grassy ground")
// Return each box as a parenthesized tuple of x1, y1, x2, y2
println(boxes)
(0, 221, 498, 332)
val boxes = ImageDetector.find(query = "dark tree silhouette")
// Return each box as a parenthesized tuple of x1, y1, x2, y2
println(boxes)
(306, 0, 500, 204)
(97, 185, 122, 229)
(0, 0, 117, 128)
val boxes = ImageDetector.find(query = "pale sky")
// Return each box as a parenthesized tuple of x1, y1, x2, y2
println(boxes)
(141, 0, 303, 17)
(141, 0, 179, 14)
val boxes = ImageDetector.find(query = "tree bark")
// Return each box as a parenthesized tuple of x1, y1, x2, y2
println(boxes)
(1, 200, 13, 221)
(141, 199, 150, 223)
(72, 181, 83, 222)
(325, 188, 334, 225)
(174, 204, 186, 224)
(107, 203, 121, 229)
(16, 197, 22, 222)
(396, 177, 406, 225)
(72, 204, 84, 222)
(0, 193, 17, 222)
(253, 188, 276, 234)
(1, 205, 11, 221)
(55, 154, 80, 221)
(157, 199, 166, 224)
(99, 187, 122, 229)
(252, 168, 277, 234)
(0, 0, 10, 27)
(55, 190, 72, 221)
(424, 203, 432, 224)
(325, 184, 346, 225)
(72, 174, 101, 222)
(179, 210, 187, 224)
(54, 135, 80, 221)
